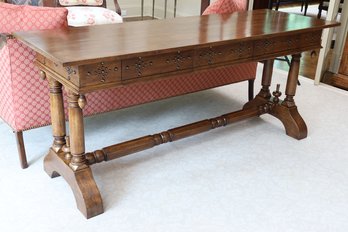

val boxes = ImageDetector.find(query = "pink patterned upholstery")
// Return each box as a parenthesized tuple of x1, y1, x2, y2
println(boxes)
(0, 3, 68, 131)
(203, 0, 247, 15)
(0, 0, 256, 168)
(0, 39, 50, 131)
(0, 43, 16, 128)
(0, 3, 68, 33)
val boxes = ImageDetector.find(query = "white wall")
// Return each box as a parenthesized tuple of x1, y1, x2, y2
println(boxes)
(107, 0, 204, 18)
(108, 0, 252, 18)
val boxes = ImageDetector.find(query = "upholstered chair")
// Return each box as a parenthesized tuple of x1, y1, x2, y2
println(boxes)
(43, 0, 122, 26)
(0, 2, 69, 168)
(0, 0, 256, 169)
(203, 0, 247, 14)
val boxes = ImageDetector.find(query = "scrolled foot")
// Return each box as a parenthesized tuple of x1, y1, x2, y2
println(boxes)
(44, 149, 104, 219)
(270, 104, 307, 140)
(44, 150, 61, 178)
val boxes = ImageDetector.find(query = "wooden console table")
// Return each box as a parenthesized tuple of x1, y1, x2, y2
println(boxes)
(14, 9, 338, 219)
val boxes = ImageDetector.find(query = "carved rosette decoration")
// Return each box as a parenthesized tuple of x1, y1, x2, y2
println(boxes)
(65, 66, 77, 80)
(86, 62, 119, 82)
(166, 51, 191, 70)
(230, 42, 252, 57)
(94, 62, 112, 82)
(199, 47, 223, 65)
(287, 37, 300, 48)
(255, 39, 275, 54)
(132, 57, 153, 77)
(303, 31, 322, 45)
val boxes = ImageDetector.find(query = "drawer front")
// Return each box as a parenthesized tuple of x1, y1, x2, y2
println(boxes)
(254, 31, 322, 57)
(79, 60, 122, 87)
(254, 35, 301, 57)
(301, 31, 322, 47)
(195, 42, 253, 67)
(36, 55, 122, 88)
(122, 50, 193, 81)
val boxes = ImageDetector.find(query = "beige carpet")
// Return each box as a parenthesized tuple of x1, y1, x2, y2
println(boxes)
(1, 64, 348, 231)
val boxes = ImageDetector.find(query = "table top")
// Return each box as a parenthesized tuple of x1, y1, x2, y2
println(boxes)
(14, 9, 339, 67)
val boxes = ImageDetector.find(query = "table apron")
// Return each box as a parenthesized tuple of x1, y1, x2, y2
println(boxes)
(35, 30, 323, 94)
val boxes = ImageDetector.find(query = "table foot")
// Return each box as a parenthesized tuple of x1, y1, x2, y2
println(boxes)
(270, 103, 307, 140)
(243, 95, 307, 140)
(243, 95, 269, 110)
(44, 149, 104, 219)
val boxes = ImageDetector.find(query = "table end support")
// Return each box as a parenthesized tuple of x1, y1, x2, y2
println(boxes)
(270, 104, 307, 140)
(44, 149, 104, 219)
(243, 85, 307, 140)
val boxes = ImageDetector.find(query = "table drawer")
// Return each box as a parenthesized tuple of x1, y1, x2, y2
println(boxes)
(122, 50, 193, 81)
(37, 54, 79, 86)
(301, 31, 322, 47)
(37, 55, 122, 88)
(254, 31, 322, 57)
(254, 35, 301, 57)
(195, 42, 253, 67)
(79, 60, 122, 87)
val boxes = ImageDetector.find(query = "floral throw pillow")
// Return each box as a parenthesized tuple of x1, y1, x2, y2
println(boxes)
(66, 6, 122, 27)
(59, 0, 103, 6)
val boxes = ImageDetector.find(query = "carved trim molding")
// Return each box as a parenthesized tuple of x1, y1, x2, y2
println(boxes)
(198, 46, 223, 65)
(230, 42, 252, 57)
(124, 57, 153, 77)
(165, 51, 192, 70)
(65, 66, 77, 80)
(93, 62, 112, 82)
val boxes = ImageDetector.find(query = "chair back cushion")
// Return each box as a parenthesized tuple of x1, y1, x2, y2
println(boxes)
(59, 0, 103, 6)
(0, 3, 68, 33)
(0, 3, 68, 130)
(202, 0, 247, 15)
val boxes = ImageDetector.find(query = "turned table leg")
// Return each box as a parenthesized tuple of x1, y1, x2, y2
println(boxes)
(48, 78, 66, 152)
(43, 77, 103, 219)
(66, 92, 103, 218)
(259, 59, 274, 99)
(270, 54, 307, 139)
(244, 59, 275, 109)
(44, 78, 67, 177)
(243, 57, 307, 140)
